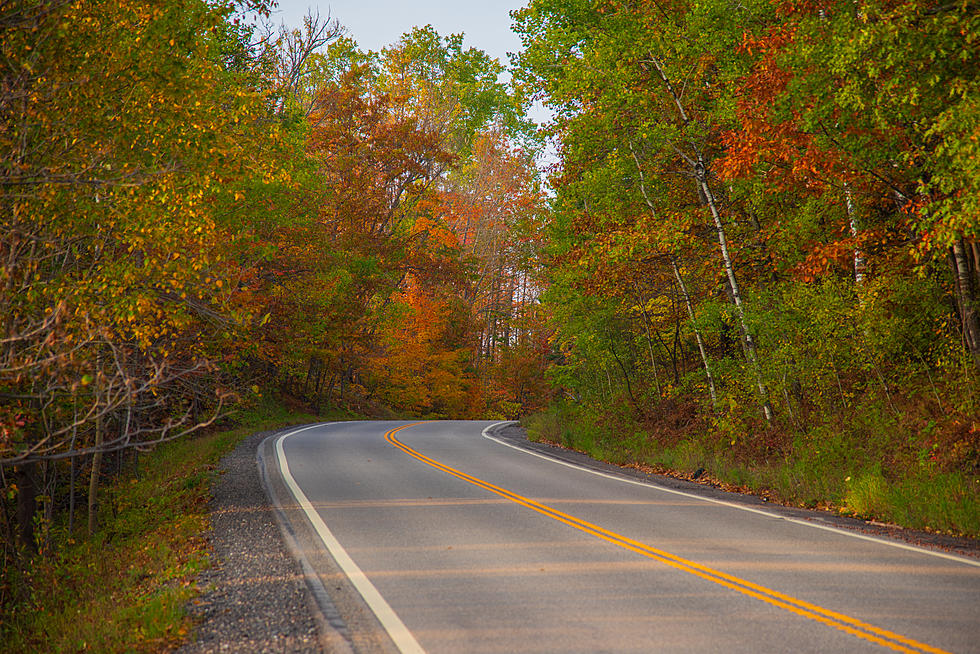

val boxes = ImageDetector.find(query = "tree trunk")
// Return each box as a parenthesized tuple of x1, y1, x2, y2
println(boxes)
(15, 463, 37, 551)
(952, 239, 980, 370)
(88, 413, 103, 537)
(655, 325, 679, 384)
(607, 334, 639, 410)
(636, 306, 663, 398)
(696, 162, 772, 420)
(628, 139, 714, 408)
(644, 56, 772, 420)
(845, 184, 866, 286)
(68, 454, 77, 534)
(671, 257, 718, 410)
(304, 356, 314, 396)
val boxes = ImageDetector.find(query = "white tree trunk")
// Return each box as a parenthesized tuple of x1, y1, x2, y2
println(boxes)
(696, 162, 772, 420)
(629, 140, 717, 409)
(645, 56, 772, 421)
(845, 184, 865, 286)
(671, 256, 719, 410)
(952, 239, 980, 368)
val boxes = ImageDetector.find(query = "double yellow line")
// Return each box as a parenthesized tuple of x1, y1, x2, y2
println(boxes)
(385, 423, 949, 654)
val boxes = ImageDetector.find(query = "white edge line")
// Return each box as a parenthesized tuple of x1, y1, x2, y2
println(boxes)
(481, 421, 980, 569)
(275, 424, 426, 654)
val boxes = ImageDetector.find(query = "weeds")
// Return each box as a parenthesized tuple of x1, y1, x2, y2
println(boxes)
(524, 398, 980, 538)
(0, 395, 324, 653)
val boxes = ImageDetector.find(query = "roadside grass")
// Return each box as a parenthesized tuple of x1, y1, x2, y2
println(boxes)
(1, 395, 350, 654)
(523, 403, 980, 538)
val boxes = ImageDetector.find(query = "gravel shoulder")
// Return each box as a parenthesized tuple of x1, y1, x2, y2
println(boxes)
(178, 428, 325, 654)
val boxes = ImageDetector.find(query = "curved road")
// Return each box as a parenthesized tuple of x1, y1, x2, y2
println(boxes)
(263, 420, 980, 654)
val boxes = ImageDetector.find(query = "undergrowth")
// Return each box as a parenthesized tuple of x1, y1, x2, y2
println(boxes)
(523, 396, 980, 538)
(0, 394, 333, 653)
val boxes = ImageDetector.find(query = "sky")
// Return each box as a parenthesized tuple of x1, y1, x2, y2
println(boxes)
(266, 0, 530, 67)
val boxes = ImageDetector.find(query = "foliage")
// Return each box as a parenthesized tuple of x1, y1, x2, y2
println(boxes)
(0, 396, 321, 654)
(513, 0, 979, 534)
(2, 0, 551, 563)
(0, 0, 298, 462)
(0, 0, 555, 640)
(8, 0, 975, 626)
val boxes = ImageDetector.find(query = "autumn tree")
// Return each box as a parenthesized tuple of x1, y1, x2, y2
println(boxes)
(512, 0, 978, 489)
(512, 0, 768, 417)
(0, 0, 286, 555)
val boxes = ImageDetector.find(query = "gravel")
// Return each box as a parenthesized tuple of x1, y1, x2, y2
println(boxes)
(178, 429, 325, 654)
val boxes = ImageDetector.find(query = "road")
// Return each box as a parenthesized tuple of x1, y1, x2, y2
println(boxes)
(262, 420, 980, 654)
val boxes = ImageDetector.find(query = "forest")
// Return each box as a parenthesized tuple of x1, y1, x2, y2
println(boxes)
(1, 0, 978, 631)
(510, 0, 978, 535)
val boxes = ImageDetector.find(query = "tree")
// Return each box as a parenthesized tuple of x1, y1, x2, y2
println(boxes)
(513, 0, 775, 417)
(1, 0, 281, 545)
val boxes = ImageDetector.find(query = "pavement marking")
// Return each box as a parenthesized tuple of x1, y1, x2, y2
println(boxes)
(482, 422, 980, 569)
(388, 423, 949, 654)
(276, 423, 426, 654)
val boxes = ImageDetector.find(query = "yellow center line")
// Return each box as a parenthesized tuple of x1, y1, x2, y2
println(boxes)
(385, 423, 949, 654)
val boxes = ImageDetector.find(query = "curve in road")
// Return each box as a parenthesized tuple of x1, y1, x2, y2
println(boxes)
(266, 420, 980, 654)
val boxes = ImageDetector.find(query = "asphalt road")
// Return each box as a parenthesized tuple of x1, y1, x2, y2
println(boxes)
(265, 420, 980, 654)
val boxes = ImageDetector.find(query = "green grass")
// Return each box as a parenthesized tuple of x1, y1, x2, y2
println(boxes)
(0, 394, 341, 654)
(523, 403, 980, 538)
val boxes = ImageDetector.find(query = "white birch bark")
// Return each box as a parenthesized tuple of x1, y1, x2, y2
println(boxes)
(671, 257, 719, 409)
(644, 55, 772, 420)
(952, 239, 980, 368)
(845, 184, 865, 286)
(696, 161, 773, 420)
(629, 141, 718, 409)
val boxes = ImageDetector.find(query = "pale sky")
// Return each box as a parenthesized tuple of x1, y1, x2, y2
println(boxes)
(267, 0, 529, 66)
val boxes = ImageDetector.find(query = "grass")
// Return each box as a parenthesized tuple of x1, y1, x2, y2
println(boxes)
(0, 394, 348, 654)
(523, 401, 980, 538)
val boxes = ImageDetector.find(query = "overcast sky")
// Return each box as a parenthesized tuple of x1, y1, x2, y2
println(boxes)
(267, 0, 529, 66)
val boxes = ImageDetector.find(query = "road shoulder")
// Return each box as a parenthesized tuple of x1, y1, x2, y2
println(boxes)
(178, 428, 324, 654)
